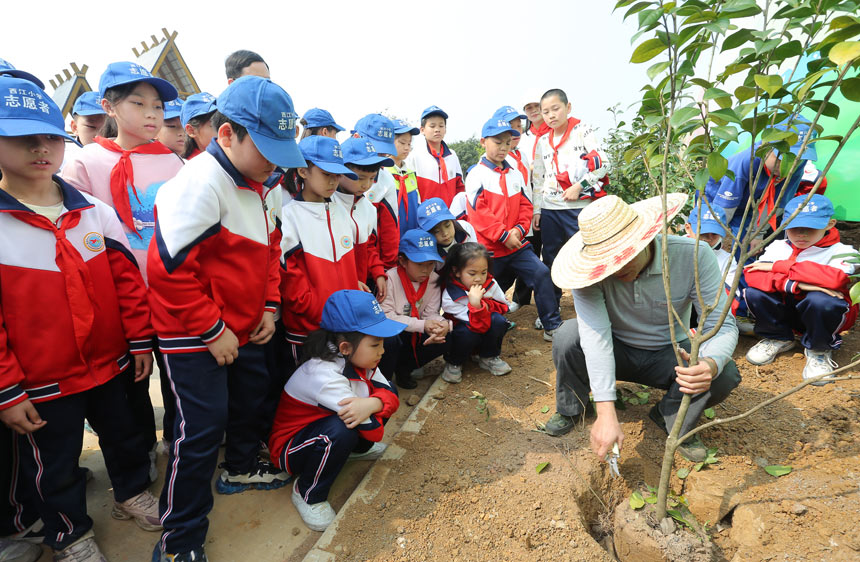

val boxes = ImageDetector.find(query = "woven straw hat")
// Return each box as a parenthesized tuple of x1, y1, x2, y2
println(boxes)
(551, 193, 688, 289)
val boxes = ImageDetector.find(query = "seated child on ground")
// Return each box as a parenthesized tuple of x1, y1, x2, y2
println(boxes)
(378, 230, 450, 390)
(268, 290, 403, 532)
(417, 197, 477, 265)
(438, 243, 511, 383)
(744, 194, 857, 384)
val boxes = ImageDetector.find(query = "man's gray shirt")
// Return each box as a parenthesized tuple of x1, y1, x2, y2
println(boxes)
(571, 235, 738, 402)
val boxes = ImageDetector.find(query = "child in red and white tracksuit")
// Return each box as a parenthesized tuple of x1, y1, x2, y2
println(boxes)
(405, 105, 464, 207)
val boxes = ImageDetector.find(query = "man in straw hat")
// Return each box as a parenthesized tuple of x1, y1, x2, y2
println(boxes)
(544, 194, 741, 462)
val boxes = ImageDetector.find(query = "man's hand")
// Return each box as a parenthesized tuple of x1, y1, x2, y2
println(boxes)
(796, 282, 842, 299)
(249, 311, 275, 345)
(591, 401, 624, 460)
(562, 182, 583, 201)
(374, 276, 387, 302)
(134, 353, 153, 382)
(0, 400, 46, 434)
(207, 327, 240, 365)
(504, 228, 523, 250)
(337, 396, 383, 429)
(467, 284, 486, 308)
(744, 261, 773, 273)
(532, 213, 541, 231)
(674, 349, 715, 395)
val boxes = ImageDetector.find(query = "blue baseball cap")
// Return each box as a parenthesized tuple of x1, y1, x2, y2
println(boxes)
(180, 92, 216, 127)
(417, 198, 456, 232)
(99, 61, 178, 101)
(0, 58, 44, 89)
(341, 136, 394, 167)
(352, 114, 397, 155)
(399, 229, 444, 263)
(420, 105, 448, 121)
(492, 105, 527, 123)
(393, 119, 419, 136)
(481, 117, 521, 139)
(71, 91, 105, 116)
(781, 194, 833, 229)
(774, 116, 817, 161)
(321, 290, 406, 337)
(0, 77, 76, 142)
(299, 135, 358, 179)
(163, 98, 183, 120)
(217, 76, 305, 169)
(687, 202, 728, 237)
(303, 108, 345, 132)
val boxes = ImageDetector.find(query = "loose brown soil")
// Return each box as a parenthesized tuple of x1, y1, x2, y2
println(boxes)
(319, 283, 860, 561)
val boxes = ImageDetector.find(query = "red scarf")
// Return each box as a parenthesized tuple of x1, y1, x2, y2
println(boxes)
(393, 170, 409, 223)
(508, 149, 529, 185)
(495, 165, 511, 197)
(757, 167, 781, 230)
(547, 117, 581, 189)
(12, 208, 96, 357)
(428, 143, 449, 184)
(529, 122, 551, 160)
(397, 264, 429, 363)
(93, 136, 174, 237)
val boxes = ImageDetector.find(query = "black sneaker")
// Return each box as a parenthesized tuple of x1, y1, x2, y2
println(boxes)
(395, 371, 417, 389)
(648, 405, 709, 462)
(215, 460, 291, 494)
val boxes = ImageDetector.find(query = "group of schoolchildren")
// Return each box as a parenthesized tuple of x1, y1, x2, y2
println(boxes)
(0, 47, 856, 562)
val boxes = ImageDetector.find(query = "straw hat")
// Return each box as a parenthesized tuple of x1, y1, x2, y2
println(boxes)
(551, 193, 688, 289)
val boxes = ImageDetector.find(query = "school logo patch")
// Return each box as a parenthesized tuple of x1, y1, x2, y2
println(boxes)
(83, 232, 104, 252)
(340, 236, 353, 249)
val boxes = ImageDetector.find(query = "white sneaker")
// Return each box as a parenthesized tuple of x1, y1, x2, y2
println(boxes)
(802, 349, 837, 386)
(111, 490, 161, 531)
(534, 317, 543, 330)
(291, 482, 335, 532)
(409, 367, 426, 380)
(745, 338, 795, 365)
(507, 302, 521, 313)
(349, 442, 387, 461)
(53, 531, 106, 562)
(0, 537, 41, 562)
(477, 356, 512, 376)
(735, 316, 756, 336)
(542, 329, 557, 342)
(441, 363, 462, 384)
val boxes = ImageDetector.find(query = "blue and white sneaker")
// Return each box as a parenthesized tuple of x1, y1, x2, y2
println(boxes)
(215, 460, 290, 494)
(152, 542, 208, 562)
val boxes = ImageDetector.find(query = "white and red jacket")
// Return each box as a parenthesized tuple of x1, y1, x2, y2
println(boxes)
(280, 193, 359, 344)
(332, 190, 385, 283)
(441, 277, 509, 334)
(146, 143, 282, 353)
(465, 158, 533, 258)
(365, 168, 401, 270)
(518, 121, 551, 169)
(745, 229, 857, 328)
(269, 355, 399, 469)
(533, 117, 609, 211)
(405, 139, 464, 207)
(0, 178, 153, 409)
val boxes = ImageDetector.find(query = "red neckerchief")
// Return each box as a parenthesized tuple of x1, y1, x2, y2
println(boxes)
(494, 164, 511, 197)
(397, 264, 430, 363)
(449, 275, 494, 293)
(393, 168, 409, 223)
(93, 136, 173, 237)
(11, 208, 96, 357)
(529, 122, 551, 160)
(428, 142, 449, 184)
(547, 117, 581, 177)
(757, 166, 782, 230)
(783, 228, 840, 266)
(509, 149, 529, 185)
(187, 147, 202, 159)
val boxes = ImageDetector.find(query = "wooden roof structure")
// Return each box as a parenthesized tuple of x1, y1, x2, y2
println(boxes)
(132, 28, 200, 99)
(49, 63, 93, 117)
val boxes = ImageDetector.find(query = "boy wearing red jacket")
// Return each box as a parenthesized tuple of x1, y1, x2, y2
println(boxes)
(744, 194, 857, 384)
(0, 77, 158, 561)
(405, 105, 465, 207)
(466, 117, 562, 340)
(147, 77, 302, 562)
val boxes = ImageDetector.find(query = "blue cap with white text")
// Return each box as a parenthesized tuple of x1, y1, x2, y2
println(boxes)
(99, 61, 178, 101)
(180, 92, 216, 127)
(299, 135, 358, 179)
(0, 77, 76, 142)
(481, 117, 521, 139)
(393, 119, 419, 136)
(420, 105, 448, 121)
(687, 202, 728, 237)
(492, 105, 527, 124)
(303, 108, 345, 132)
(781, 194, 833, 229)
(352, 113, 397, 155)
(0, 58, 44, 89)
(341, 136, 394, 167)
(71, 91, 105, 116)
(163, 98, 183, 120)
(417, 198, 456, 232)
(399, 229, 444, 263)
(321, 290, 406, 337)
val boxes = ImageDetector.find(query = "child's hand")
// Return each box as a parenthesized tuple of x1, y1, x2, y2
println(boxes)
(375, 276, 387, 302)
(249, 311, 275, 345)
(562, 182, 583, 201)
(532, 214, 541, 231)
(0, 400, 46, 434)
(468, 284, 486, 308)
(796, 282, 842, 299)
(358, 281, 371, 293)
(134, 353, 154, 382)
(337, 397, 383, 429)
(504, 228, 523, 250)
(744, 261, 774, 273)
(207, 327, 240, 365)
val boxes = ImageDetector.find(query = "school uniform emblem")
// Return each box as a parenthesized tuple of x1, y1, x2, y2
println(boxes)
(83, 232, 105, 252)
(340, 236, 353, 249)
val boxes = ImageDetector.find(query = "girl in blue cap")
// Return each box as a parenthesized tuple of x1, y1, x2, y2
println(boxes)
(180, 92, 217, 160)
(269, 290, 404, 531)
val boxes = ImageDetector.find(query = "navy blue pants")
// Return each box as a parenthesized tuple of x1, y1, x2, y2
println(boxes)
(540, 207, 582, 301)
(1, 425, 39, 537)
(379, 332, 447, 379)
(258, 323, 296, 444)
(445, 313, 508, 366)
(158, 343, 270, 554)
(493, 245, 562, 331)
(512, 230, 542, 305)
(15, 372, 151, 550)
(745, 288, 850, 350)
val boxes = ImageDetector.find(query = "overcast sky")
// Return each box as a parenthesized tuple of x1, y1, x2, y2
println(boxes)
(4, 0, 648, 142)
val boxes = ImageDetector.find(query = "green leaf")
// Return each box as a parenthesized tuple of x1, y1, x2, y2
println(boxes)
(647, 61, 670, 80)
(772, 40, 802, 60)
(677, 467, 691, 479)
(707, 152, 728, 181)
(780, 152, 797, 179)
(710, 108, 742, 124)
(535, 462, 549, 474)
(540, 406, 550, 414)
(764, 465, 792, 477)
(754, 74, 784, 96)
(703, 87, 731, 101)
(805, 99, 840, 119)
(623, 1, 651, 19)
(830, 15, 860, 30)
(850, 282, 860, 305)
(631, 38, 668, 63)
(829, 41, 860, 65)
(841, 77, 860, 102)
(667, 509, 693, 529)
(703, 407, 716, 419)
(645, 494, 658, 504)
(635, 391, 651, 404)
(711, 126, 739, 143)
(722, 28, 753, 51)
(630, 491, 646, 510)
(693, 461, 705, 472)
(734, 85, 756, 102)
(694, 168, 711, 191)
(638, 8, 662, 29)
(669, 106, 701, 128)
